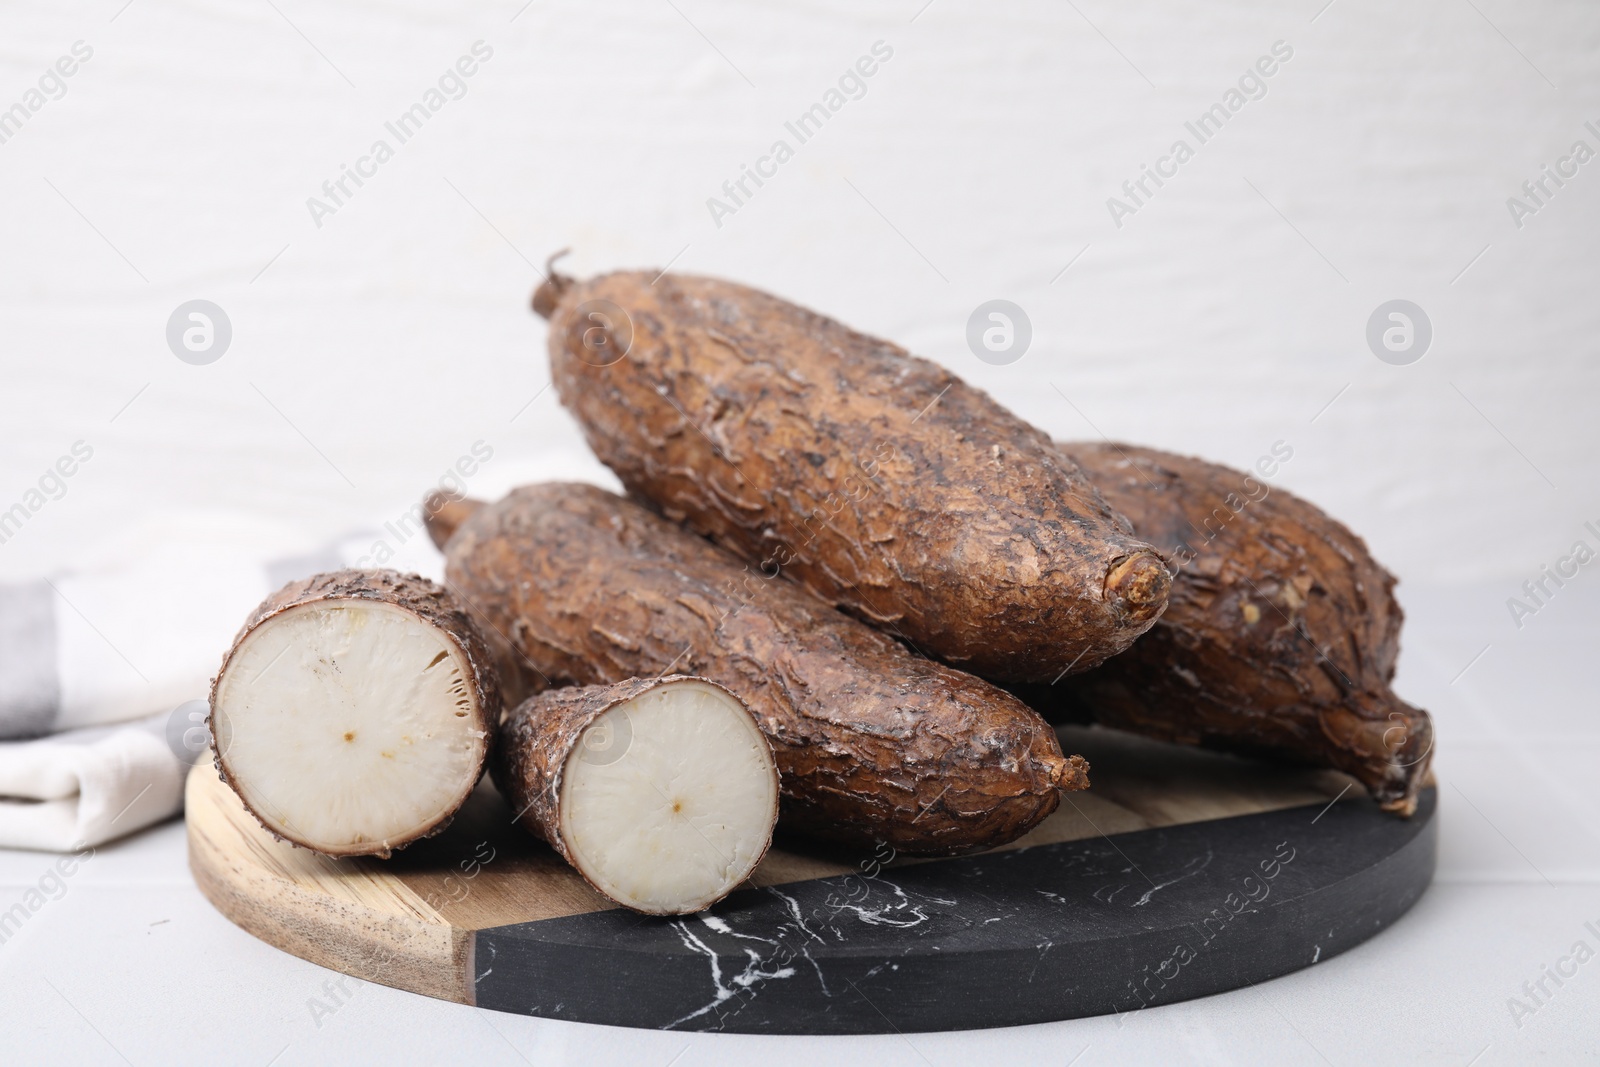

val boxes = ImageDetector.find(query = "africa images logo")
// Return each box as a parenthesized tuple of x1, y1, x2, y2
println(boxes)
(1366, 300, 1431, 365)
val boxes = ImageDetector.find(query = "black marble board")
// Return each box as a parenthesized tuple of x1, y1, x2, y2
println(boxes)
(475, 788, 1436, 1032)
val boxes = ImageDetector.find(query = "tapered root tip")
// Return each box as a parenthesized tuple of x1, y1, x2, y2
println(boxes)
(531, 279, 563, 319)
(1379, 792, 1420, 817)
(1104, 552, 1172, 623)
(423, 494, 486, 550)
(531, 249, 574, 319)
(1043, 753, 1091, 793)
(1321, 694, 1434, 819)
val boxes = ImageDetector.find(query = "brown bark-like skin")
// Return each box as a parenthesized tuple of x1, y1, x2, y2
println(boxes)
(492, 675, 777, 915)
(209, 568, 502, 857)
(1015, 444, 1433, 816)
(443, 483, 1088, 855)
(538, 269, 1170, 683)
(422, 491, 481, 548)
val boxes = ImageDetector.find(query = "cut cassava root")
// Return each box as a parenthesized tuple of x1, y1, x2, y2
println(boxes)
(494, 675, 779, 915)
(533, 268, 1171, 683)
(209, 569, 500, 857)
(1015, 444, 1434, 815)
(431, 483, 1088, 855)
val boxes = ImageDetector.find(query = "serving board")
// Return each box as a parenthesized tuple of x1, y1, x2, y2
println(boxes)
(187, 726, 1436, 1034)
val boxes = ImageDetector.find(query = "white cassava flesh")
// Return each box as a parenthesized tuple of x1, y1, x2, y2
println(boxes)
(496, 676, 779, 915)
(210, 570, 499, 858)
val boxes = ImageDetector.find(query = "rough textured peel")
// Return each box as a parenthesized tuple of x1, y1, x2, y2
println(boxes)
(1014, 444, 1434, 815)
(209, 569, 500, 857)
(536, 268, 1169, 682)
(437, 483, 1087, 855)
(493, 675, 779, 915)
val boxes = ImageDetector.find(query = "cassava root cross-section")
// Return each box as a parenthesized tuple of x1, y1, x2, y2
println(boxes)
(532, 267, 1171, 683)
(1015, 444, 1434, 815)
(494, 675, 780, 915)
(428, 483, 1088, 855)
(209, 569, 500, 857)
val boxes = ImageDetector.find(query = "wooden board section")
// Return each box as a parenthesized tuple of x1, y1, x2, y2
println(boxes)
(188, 726, 1436, 1032)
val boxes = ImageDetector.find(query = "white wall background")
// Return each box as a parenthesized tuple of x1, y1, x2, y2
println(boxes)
(2, 0, 1597, 602)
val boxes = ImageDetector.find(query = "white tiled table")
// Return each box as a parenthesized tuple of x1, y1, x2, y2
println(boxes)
(2, 580, 1594, 1066)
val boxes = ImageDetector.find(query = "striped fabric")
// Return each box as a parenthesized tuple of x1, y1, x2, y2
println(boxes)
(0, 581, 58, 740)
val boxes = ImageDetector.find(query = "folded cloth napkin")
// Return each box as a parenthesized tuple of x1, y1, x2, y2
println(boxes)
(0, 711, 193, 851)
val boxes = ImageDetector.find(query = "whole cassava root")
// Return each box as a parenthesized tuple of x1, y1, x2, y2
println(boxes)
(532, 267, 1170, 683)
(1015, 444, 1434, 816)
(209, 569, 500, 857)
(432, 483, 1088, 855)
(493, 675, 779, 915)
